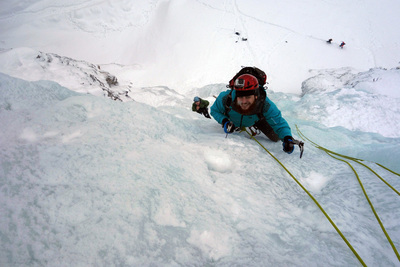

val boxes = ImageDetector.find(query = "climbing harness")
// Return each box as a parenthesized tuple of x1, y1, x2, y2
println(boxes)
(295, 125, 400, 263)
(237, 127, 304, 158)
(248, 126, 259, 136)
(244, 129, 367, 266)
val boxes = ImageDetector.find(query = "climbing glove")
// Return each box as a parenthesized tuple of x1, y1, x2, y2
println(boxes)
(222, 119, 236, 134)
(283, 136, 295, 154)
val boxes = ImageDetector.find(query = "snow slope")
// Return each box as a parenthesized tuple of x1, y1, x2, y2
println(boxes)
(1, 0, 400, 93)
(1, 0, 400, 266)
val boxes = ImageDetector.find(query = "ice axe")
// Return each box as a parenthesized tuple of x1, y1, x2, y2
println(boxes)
(290, 139, 304, 158)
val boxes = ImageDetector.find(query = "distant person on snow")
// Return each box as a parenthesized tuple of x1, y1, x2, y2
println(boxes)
(192, 96, 211, 119)
(210, 71, 295, 154)
(327, 38, 333, 43)
(339, 41, 346, 48)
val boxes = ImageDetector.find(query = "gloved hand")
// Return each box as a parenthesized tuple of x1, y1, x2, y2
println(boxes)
(222, 119, 236, 134)
(282, 136, 295, 154)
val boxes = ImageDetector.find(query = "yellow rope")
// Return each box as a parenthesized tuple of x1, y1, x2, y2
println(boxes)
(295, 125, 400, 262)
(295, 125, 400, 196)
(351, 160, 399, 196)
(244, 129, 366, 266)
(376, 163, 400, 177)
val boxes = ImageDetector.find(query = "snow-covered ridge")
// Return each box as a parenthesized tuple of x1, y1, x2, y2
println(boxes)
(0, 47, 191, 107)
(0, 47, 128, 101)
(2, 46, 400, 138)
(292, 67, 400, 138)
(4, 46, 400, 100)
(302, 67, 400, 98)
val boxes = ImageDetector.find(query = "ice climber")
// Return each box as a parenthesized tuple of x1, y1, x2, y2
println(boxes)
(210, 71, 295, 154)
(192, 96, 211, 119)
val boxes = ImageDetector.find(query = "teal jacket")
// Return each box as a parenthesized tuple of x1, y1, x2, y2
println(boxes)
(210, 90, 292, 140)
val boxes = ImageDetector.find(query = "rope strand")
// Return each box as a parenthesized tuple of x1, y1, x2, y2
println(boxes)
(295, 125, 400, 262)
(244, 129, 366, 266)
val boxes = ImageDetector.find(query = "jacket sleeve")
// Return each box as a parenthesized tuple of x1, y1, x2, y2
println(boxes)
(192, 103, 197, 112)
(210, 92, 229, 124)
(263, 98, 292, 140)
(201, 99, 209, 108)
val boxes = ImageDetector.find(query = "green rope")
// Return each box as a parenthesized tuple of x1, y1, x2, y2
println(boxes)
(325, 151, 400, 261)
(295, 125, 400, 196)
(295, 125, 400, 262)
(376, 163, 400, 177)
(244, 129, 366, 266)
(352, 160, 400, 197)
(295, 125, 399, 175)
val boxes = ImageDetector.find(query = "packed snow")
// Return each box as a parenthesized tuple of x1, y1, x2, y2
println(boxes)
(1, 0, 400, 266)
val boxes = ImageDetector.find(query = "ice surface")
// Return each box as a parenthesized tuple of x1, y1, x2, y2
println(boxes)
(1, 72, 399, 266)
(1, 0, 400, 266)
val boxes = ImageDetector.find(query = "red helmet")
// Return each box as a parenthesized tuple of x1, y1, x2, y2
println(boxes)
(234, 74, 259, 96)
